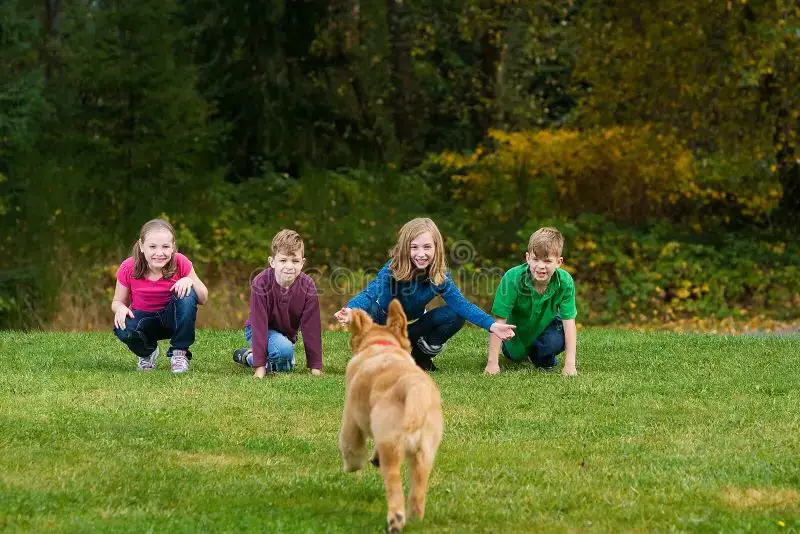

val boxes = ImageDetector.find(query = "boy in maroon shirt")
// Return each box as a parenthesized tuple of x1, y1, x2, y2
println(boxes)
(232, 230, 323, 378)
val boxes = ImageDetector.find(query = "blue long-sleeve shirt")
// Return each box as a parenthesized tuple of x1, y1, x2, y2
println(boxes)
(347, 261, 495, 331)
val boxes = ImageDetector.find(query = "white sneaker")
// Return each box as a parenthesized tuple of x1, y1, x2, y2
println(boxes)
(137, 346, 159, 371)
(170, 349, 190, 374)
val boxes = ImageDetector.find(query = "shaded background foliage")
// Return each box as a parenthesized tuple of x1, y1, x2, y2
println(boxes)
(0, 0, 798, 329)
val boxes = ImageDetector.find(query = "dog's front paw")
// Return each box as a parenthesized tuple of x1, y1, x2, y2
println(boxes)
(387, 511, 405, 533)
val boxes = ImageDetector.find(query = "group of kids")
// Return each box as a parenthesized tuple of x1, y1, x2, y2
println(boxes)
(112, 217, 578, 376)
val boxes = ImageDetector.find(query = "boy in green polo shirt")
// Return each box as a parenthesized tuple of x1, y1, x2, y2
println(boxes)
(485, 227, 578, 376)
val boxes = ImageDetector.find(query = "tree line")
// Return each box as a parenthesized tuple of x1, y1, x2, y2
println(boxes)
(1, 0, 798, 327)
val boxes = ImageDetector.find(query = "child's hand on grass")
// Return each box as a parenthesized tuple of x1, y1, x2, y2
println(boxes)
(253, 366, 267, 378)
(484, 362, 500, 375)
(561, 365, 577, 377)
(310, 369, 323, 376)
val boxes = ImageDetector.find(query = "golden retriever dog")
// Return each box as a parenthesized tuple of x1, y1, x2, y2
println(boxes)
(339, 299, 443, 533)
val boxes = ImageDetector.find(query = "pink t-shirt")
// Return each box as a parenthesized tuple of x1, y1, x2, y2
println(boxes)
(116, 253, 193, 312)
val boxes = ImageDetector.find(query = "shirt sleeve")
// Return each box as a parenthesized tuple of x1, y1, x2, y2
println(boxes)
(175, 253, 193, 277)
(116, 258, 133, 288)
(437, 274, 495, 331)
(491, 270, 518, 319)
(347, 261, 393, 311)
(558, 274, 578, 320)
(300, 281, 323, 370)
(249, 274, 271, 368)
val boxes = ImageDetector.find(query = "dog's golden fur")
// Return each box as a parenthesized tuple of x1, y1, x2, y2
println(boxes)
(339, 300, 443, 533)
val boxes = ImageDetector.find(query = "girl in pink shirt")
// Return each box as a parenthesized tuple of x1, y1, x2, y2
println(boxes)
(111, 219, 209, 373)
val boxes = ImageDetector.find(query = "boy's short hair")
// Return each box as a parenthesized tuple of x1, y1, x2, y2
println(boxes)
(271, 229, 304, 257)
(527, 227, 564, 257)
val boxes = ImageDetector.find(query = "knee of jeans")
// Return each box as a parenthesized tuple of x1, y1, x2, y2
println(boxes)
(434, 306, 463, 325)
(173, 288, 198, 309)
(537, 333, 564, 357)
(113, 326, 131, 342)
(366, 301, 386, 324)
(268, 330, 294, 352)
(444, 308, 466, 329)
(270, 340, 295, 360)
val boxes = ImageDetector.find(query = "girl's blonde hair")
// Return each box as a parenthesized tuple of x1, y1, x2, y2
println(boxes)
(131, 219, 178, 279)
(389, 218, 447, 285)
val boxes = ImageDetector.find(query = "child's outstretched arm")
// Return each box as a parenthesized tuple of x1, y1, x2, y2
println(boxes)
(484, 317, 507, 375)
(562, 318, 577, 376)
(334, 307, 352, 324)
(438, 276, 515, 339)
(335, 262, 393, 324)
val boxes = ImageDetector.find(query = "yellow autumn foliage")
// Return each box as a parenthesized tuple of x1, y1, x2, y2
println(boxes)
(431, 126, 780, 226)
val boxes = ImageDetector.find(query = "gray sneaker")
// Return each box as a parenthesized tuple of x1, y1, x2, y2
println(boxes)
(170, 349, 190, 374)
(137, 346, 159, 371)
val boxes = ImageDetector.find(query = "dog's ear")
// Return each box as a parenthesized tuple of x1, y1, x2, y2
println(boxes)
(350, 309, 373, 336)
(386, 299, 410, 349)
(387, 300, 408, 331)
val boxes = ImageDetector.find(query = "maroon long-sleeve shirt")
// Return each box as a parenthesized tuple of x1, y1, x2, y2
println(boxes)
(245, 268, 323, 370)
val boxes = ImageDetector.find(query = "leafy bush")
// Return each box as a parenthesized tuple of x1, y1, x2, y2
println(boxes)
(435, 127, 783, 226)
(519, 215, 799, 324)
(171, 168, 433, 275)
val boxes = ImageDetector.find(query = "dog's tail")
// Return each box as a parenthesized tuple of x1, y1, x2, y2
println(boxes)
(403, 382, 433, 451)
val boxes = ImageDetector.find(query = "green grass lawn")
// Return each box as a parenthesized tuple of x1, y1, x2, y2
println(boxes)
(1, 328, 798, 533)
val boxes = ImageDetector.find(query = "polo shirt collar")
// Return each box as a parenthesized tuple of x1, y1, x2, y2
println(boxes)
(522, 266, 560, 299)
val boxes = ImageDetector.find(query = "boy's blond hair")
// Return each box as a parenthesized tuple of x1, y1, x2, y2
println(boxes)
(390, 218, 447, 285)
(271, 229, 304, 257)
(527, 227, 564, 257)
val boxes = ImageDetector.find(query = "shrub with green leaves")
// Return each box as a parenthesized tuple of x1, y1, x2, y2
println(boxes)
(519, 216, 799, 324)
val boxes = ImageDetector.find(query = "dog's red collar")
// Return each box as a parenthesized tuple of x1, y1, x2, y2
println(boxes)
(368, 340, 396, 348)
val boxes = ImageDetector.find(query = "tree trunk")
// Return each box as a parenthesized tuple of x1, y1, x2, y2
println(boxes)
(387, 0, 418, 162)
(477, 28, 501, 134)
(44, 0, 60, 34)
(42, 0, 62, 81)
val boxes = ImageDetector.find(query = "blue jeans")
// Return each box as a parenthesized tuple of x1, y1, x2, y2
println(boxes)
(503, 317, 564, 368)
(243, 324, 296, 372)
(113, 289, 198, 359)
(365, 301, 465, 366)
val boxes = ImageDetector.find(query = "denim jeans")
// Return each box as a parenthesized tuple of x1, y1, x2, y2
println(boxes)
(365, 301, 465, 365)
(503, 317, 564, 368)
(243, 324, 296, 372)
(113, 289, 198, 359)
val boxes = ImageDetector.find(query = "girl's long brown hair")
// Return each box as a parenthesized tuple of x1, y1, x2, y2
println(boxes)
(130, 219, 178, 279)
(389, 218, 447, 285)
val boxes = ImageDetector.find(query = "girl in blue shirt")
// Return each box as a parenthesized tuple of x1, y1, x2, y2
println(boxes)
(335, 218, 516, 370)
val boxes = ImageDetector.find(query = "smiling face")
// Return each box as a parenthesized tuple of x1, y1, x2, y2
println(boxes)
(409, 231, 435, 271)
(269, 250, 305, 287)
(525, 249, 563, 288)
(139, 229, 175, 273)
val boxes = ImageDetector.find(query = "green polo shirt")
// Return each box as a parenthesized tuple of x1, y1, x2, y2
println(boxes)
(491, 264, 577, 361)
